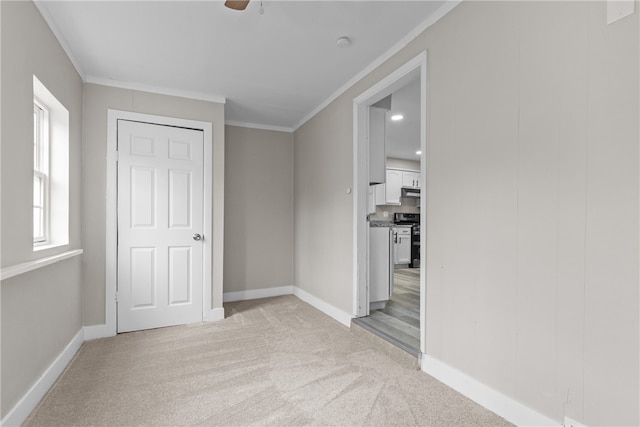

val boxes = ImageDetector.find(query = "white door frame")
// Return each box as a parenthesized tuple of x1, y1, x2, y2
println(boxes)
(352, 51, 428, 354)
(106, 109, 213, 335)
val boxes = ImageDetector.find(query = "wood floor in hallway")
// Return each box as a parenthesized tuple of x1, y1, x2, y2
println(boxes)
(353, 268, 420, 355)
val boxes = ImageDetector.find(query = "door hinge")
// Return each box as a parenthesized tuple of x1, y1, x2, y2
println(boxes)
(115, 150, 119, 162)
(115, 292, 119, 302)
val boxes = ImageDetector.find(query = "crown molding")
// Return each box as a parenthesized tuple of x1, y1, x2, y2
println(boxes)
(225, 120, 294, 133)
(85, 76, 227, 105)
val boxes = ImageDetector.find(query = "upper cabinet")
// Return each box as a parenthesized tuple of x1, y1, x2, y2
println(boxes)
(369, 106, 387, 185)
(402, 171, 420, 189)
(375, 169, 402, 205)
(385, 169, 403, 204)
(367, 185, 377, 214)
(376, 168, 420, 205)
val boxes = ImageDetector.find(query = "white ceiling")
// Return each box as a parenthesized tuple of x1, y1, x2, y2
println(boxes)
(36, 0, 451, 132)
(385, 74, 421, 161)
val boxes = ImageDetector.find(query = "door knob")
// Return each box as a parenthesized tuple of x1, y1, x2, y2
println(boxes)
(193, 233, 202, 241)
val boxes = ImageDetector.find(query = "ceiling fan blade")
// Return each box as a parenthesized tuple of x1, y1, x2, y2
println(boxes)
(225, 0, 250, 11)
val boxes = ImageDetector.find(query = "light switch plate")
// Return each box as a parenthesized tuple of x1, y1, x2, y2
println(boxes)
(607, 0, 635, 24)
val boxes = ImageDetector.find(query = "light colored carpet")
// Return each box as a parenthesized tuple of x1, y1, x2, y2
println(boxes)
(25, 295, 511, 426)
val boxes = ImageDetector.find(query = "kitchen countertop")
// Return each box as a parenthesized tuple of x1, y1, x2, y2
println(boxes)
(369, 221, 413, 228)
(369, 221, 393, 227)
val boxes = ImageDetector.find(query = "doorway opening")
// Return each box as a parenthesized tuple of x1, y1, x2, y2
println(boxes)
(352, 52, 427, 357)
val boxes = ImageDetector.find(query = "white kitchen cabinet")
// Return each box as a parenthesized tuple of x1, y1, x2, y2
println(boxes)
(369, 107, 386, 185)
(367, 185, 377, 214)
(392, 226, 412, 265)
(378, 169, 402, 205)
(376, 169, 420, 205)
(402, 171, 421, 189)
(369, 226, 391, 303)
(374, 183, 385, 206)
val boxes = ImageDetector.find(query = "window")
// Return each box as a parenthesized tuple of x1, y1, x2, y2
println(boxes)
(33, 100, 49, 244)
(33, 75, 69, 250)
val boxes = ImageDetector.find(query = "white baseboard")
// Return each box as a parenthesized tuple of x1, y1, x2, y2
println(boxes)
(83, 324, 113, 340)
(564, 416, 586, 427)
(206, 307, 225, 322)
(421, 355, 559, 426)
(292, 286, 353, 327)
(222, 285, 353, 327)
(1, 329, 84, 427)
(223, 285, 294, 302)
(85, 307, 226, 336)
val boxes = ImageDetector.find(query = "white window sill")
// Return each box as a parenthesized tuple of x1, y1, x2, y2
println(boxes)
(34, 241, 68, 252)
(1, 249, 83, 281)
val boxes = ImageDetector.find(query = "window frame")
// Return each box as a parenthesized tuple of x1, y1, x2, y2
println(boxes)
(33, 98, 50, 245)
(33, 74, 70, 252)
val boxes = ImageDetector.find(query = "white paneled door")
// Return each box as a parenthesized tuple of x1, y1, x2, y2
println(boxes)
(117, 120, 204, 333)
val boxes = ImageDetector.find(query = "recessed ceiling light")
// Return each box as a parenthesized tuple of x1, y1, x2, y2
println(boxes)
(391, 114, 404, 121)
(336, 37, 351, 48)
(416, 150, 422, 155)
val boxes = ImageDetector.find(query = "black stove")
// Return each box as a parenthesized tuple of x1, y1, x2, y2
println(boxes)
(393, 213, 420, 268)
(393, 213, 420, 225)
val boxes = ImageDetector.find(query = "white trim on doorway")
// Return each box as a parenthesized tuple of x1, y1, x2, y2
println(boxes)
(105, 110, 214, 336)
(352, 51, 428, 353)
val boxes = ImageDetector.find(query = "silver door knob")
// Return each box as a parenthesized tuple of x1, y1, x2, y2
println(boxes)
(193, 233, 202, 241)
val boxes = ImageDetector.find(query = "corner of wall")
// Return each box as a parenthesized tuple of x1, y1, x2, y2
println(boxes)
(292, 286, 353, 327)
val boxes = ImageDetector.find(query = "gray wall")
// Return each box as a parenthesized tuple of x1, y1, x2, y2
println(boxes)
(0, 0, 3, 416)
(425, 3, 637, 424)
(1, 258, 82, 418)
(0, 1, 83, 417)
(224, 125, 293, 294)
(294, 1, 638, 425)
(82, 83, 226, 326)
(295, 102, 355, 313)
